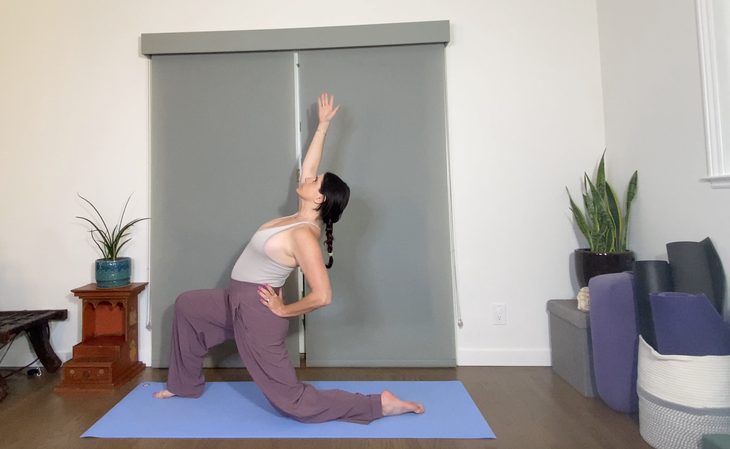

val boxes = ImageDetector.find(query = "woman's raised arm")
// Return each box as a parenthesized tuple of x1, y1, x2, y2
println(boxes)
(300, 93, 340, 186)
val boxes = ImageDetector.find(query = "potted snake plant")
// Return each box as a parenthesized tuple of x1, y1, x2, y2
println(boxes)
(566, 151, 638, 288)
(77, 194, 148, 288)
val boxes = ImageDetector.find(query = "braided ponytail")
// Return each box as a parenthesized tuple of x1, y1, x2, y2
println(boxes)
(316, 172, 350, 269)
(324, 219, 334, 269)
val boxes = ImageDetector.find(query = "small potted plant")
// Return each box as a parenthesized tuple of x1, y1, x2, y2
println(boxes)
(566, 151, 638, 290)
(77, 194, 149, 288)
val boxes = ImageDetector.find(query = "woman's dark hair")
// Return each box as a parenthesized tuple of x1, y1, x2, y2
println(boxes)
(316, 172, 350, 269)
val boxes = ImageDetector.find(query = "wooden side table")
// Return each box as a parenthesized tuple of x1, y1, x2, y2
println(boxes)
(55, 283, 147, 393)
(0, 310, 68, 401)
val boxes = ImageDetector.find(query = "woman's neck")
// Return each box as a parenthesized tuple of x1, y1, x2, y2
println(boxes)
(293, 204, 321, 224)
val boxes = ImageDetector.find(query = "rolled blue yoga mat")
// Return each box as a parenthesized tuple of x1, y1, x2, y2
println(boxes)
(666, 238, 726, 314)
(650, 292, 730, 356)
(82, 381, 495, 439)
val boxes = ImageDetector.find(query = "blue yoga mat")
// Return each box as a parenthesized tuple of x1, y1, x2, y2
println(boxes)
(82, 381, 494, 439)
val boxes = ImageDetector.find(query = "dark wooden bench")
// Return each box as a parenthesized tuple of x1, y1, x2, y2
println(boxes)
(0, 310, 68, 401)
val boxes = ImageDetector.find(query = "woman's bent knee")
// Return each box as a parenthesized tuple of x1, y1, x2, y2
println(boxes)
(174, 290, 205, 316)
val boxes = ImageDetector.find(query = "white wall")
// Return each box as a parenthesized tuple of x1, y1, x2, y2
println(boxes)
(0, 0, 606, 367)
(597, 0, 730, 320)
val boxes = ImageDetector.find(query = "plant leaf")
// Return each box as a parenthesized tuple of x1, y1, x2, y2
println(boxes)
(116, 238, 132, 257)
(77, 194, 149, 260)
(583, 175, 599, 237)
(87, 230, 110, 259)
(568, 152, 637, 254)
(595, 150, 607, 202)
(586, 174, 612, 252)
(76, 216, 113, 249)
(118, 195, 132, 236)
(622, 170, 639, 250)
(77, 194, 111, 241)
(117, 218, 149, 236)
(567, 188, 594, 250)
(605, 181, 623, 251)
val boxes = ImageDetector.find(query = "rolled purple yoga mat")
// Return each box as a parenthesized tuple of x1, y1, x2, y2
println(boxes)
(632, 260, 673, 350)
(588, 272, 639, 414)
(650, 292, 730, 356)
(666, 238, 726, 314)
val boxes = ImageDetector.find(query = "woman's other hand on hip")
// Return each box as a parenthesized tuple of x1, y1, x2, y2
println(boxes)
(258, 284, 286, 316)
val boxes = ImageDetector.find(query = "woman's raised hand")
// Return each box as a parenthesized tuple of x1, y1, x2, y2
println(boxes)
(318, 93, 340, 123)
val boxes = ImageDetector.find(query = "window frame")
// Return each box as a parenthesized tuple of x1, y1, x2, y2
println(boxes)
(697, 0, 730, 188)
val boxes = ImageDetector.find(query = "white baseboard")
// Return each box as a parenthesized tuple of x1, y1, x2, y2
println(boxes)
(457, 348, 551, 366)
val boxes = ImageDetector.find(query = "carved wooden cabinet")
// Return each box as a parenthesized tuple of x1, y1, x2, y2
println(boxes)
(55, 283, 147, 393)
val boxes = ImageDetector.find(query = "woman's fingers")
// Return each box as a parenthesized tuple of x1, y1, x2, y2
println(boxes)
(319, 93, 335, 107)
(257, 285, 270, 302)
(257, 284, 282, 305)
(258, 285, 285, 312)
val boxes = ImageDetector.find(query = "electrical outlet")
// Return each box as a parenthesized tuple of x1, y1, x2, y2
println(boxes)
(492, 303, 506, 325)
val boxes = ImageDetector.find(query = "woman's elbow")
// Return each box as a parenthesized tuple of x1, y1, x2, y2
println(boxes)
(317, 290, 332, 307)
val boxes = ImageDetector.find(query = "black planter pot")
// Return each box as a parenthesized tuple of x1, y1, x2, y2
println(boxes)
(574, 249, 635, 288)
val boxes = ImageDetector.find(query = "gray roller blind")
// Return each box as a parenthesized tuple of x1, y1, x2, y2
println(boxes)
(147, 23, 454, 369)
(298, 44, 456, 367)
(150, 52, 299, 367)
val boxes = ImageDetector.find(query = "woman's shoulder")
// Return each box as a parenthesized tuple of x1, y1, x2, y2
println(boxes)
(291, 222, 321, 238)
(288, 224, 322, 252)
(259, 215, 321, 234)
(258, 215, 297, 231)
(262, 219, 321, 253)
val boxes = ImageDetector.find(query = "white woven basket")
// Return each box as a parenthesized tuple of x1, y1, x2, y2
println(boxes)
(637, 336, 730, 449)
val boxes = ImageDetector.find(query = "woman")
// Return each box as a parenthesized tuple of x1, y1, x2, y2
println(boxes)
(154, 93, 424, 424)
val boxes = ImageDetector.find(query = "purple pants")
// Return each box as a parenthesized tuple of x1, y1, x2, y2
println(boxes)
(165, 279, 383, 424)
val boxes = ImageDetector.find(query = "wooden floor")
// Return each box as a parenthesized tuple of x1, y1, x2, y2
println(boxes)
(0, 365, 652, 449)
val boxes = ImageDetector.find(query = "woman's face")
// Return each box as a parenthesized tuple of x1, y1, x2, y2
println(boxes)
(297, 174, 324, 201)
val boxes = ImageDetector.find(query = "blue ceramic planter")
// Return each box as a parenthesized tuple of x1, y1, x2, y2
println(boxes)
(95, 257, 131, 288)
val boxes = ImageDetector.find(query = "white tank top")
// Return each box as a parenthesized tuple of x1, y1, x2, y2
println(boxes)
(230, 221, 320, 287)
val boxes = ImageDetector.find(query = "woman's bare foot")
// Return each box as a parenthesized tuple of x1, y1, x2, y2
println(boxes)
(381, 390, 425, 416)
(152, 389, 176, 399)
